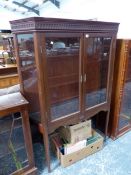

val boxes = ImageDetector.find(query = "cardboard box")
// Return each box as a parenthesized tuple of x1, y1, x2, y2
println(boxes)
(59, 120, 92, 144)
(56, 130, 104, 167)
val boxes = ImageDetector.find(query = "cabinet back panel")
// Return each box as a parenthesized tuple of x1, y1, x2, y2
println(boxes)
(47, 55, 79, 104)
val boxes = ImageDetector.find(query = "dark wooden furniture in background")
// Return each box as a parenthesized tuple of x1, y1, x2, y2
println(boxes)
(0, 64, 19, 88)
(0, 92, 37, 175)
(109, 39, 131, 139)
(10, 17, 119, 171)
(0, 64, 17, 75)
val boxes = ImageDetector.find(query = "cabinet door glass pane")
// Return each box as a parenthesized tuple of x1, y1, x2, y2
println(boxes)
(46, 37, 80, 120)
(119, 48, 131, 129)
(0, 114, 28, 175)
(85, 37, 111, 108)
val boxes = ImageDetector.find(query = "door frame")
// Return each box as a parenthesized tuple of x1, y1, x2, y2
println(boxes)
(42, 32, 84, 132)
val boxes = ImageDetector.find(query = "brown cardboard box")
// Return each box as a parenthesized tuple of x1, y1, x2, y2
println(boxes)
(59, 120, 92, 144)
(56, 130, 104, 167)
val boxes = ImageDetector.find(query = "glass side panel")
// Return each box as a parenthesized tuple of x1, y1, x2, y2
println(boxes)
(118, 48, 131, 130)
(17, 34, 40, 120)
(45, 37, 80, 120)
(0, 114, 28, 175)
(17, 34, 35, 67)
(85, 37, 111, 108)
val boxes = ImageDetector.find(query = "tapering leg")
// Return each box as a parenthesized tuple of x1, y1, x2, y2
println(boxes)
(42, 126, 51, 173)
(104, 111, 110, 141)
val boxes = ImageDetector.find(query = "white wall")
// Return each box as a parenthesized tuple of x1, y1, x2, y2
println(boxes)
(40, 0, 131, 39)
(0, 8, 35, 30)
(1, 0, 131, 38)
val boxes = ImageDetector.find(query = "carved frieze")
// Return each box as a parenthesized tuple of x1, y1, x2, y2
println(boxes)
(10, 17, 119, 33)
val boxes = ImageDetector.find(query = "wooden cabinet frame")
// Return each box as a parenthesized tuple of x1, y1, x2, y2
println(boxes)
(109, 39, 131, 139)
(10, 17, 119, 172)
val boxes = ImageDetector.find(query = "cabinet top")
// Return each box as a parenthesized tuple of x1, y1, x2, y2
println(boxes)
(10, 17, 119, 34)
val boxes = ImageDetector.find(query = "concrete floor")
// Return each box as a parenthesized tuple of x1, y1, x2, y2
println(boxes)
(33, 131, 131, 175)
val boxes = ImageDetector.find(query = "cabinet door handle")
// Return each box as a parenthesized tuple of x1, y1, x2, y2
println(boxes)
(84, 74, 86, 82)
(80, 75, 83, 83)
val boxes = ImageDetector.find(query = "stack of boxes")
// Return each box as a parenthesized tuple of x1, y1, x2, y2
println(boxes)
(52, 120, 104, 167)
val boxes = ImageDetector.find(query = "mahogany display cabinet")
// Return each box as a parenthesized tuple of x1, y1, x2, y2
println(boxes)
(10, 17, 119, 171)
(109, 39, 131, 139)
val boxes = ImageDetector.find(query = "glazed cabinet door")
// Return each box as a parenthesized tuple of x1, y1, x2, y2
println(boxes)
(83, 34, 112, 112)
(0, 114, 29, 174)
(44, 33, 82, 121)
(118, 44, 131, 132)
